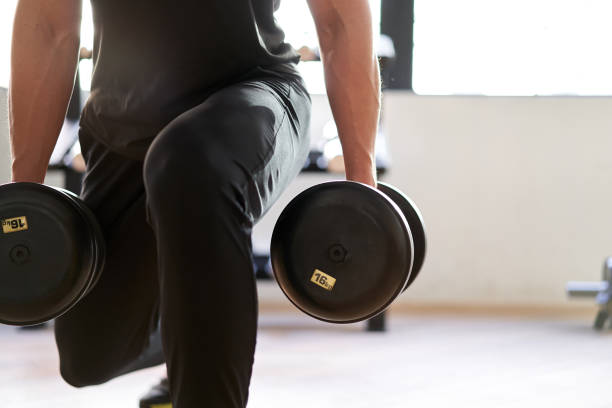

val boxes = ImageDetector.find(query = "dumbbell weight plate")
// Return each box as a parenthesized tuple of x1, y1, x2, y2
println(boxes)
(58, 188, 106, 293)
(271, 181, 414, 324)
(378, 183, 427, 290)
(0, 183, 99, 326)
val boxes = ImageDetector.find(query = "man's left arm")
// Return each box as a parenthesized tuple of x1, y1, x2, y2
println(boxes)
(307, 0, 381, 187)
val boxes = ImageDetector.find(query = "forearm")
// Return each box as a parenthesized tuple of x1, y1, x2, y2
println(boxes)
(323, 44, 380, 184)
(312, 1, 381, 185)
(9, 4, 81, 182)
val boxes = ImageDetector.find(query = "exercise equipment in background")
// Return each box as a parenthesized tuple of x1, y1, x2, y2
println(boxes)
(567, 257, 612, 330)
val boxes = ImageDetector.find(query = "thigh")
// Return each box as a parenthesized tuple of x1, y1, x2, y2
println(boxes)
(55, 133, 162, 377)
(151, 74, 312, 222)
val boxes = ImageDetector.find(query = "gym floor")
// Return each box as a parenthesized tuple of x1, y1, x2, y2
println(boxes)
(2, 299, 610, 408)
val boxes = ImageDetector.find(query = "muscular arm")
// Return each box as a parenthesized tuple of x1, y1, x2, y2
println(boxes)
(9, 0, 82, 183)
(307, 0, 381, 187)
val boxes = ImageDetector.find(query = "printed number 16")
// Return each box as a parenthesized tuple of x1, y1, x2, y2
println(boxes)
(315, 273, 327, 285)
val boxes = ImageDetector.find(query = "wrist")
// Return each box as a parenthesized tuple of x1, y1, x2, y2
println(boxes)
(11, 159, 45, 183)
(345, 166, 377, 188)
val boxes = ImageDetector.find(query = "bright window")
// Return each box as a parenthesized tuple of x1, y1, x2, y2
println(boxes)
(276, 0, 381, 94)
(413, 0, 612, 96)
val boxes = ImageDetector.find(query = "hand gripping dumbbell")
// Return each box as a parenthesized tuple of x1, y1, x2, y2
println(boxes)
(0, 182, 105, 326)
(271, 181, 427, 323)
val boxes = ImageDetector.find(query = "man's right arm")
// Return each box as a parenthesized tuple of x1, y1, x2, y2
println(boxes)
(9, 0, 82, 183)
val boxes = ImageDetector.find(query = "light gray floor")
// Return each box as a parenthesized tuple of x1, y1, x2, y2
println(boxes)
(1, 310, 611, 408)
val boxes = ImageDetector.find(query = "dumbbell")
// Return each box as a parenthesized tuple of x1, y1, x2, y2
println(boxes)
(0, 182, 105, 326)
(271, 181, 426, 323)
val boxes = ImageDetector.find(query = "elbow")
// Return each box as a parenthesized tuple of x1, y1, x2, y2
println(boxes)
(52, 29, 80, 50)
(29, 9, 82, 50)
(39, 10, 82, 51)
(314, 9, 346, 62)
(317, 26, 338, 64)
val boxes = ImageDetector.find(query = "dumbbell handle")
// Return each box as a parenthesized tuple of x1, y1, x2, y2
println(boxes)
(566, 281, 609, 297)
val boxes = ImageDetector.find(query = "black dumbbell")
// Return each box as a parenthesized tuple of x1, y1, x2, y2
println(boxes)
(271, 181, 426, 323)
(0, 182, 105, 326)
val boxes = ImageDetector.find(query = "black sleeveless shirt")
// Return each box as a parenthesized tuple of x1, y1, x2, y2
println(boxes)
(81, 0, 300, 158)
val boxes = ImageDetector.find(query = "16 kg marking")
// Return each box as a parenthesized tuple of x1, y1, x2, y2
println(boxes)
(311, 269, 336, 291)
(2, 216, 28, 234)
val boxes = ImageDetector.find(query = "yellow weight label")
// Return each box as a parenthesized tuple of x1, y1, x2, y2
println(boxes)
(310, 269, 336, 291)
(150, 404, 172, 408)
(1, 216, 28, 234)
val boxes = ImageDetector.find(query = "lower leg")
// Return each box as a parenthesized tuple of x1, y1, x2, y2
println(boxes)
(145, 147, 258, 408)
(55, 194, 163, 387)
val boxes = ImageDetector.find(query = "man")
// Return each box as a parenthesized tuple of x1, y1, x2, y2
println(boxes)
(9, 0, 380, 407)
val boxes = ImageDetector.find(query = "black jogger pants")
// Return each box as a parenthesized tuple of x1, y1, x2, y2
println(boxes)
(53, 71, 311, 408)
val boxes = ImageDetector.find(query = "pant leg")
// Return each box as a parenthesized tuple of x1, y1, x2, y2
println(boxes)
(54, 133, 164, 387)
(143, 75, 311, 408)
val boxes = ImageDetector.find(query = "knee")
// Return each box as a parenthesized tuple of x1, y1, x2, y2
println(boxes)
(143, 119, 250, 207)
(59, 357, 114, 388)
(56, 332, 114, 387)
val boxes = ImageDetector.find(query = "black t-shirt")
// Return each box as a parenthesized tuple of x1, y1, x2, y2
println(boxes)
(81, 0, 301, 158)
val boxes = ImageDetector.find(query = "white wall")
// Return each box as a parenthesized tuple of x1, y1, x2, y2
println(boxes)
(381, 93, 612, 306)
(3, 86, 612, 306)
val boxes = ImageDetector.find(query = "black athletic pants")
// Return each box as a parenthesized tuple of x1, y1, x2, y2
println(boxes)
(54, 72, 311, 408)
